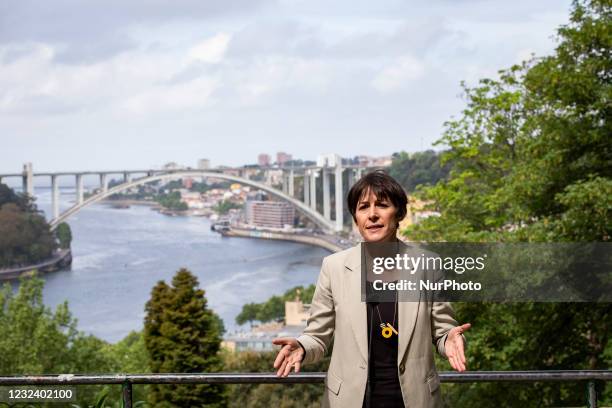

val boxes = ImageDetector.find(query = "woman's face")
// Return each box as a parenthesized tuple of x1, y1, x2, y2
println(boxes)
(355, 188, 398, 243)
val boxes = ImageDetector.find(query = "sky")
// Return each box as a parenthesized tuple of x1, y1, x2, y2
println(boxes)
(0, 0, 574, 173)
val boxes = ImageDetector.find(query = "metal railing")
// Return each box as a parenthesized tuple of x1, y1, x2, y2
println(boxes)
(0, 370, 610, 408)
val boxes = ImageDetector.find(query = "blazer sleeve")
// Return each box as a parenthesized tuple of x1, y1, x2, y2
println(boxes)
(296, 256, 335, 365)
(431, 301, 460, 358)
(429, 264, 465, 358)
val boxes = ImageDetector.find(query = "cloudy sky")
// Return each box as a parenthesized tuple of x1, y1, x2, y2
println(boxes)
(1, 0, 573, 173)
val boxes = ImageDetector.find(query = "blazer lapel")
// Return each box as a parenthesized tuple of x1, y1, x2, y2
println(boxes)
(398, 241, 421, 365)
(344, 243, 368, 363)
(397, 288, 420, 365)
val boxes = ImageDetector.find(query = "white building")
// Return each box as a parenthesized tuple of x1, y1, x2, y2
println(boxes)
(316, 153, 342, 167)
(180, 191, 205, 209)
(265, 169, 284, 186)
(197, 159, 210, 170)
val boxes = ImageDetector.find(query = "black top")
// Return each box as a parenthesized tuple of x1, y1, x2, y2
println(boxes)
(363, 281, 405, 408)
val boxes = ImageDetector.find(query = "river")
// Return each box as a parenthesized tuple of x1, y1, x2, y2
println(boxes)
(10, 187, 329, 343)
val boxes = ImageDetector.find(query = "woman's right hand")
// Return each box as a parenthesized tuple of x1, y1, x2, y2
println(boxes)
(272, 337, 304, 377)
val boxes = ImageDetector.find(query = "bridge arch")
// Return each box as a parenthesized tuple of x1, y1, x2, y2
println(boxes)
(49, 171, 337, 232)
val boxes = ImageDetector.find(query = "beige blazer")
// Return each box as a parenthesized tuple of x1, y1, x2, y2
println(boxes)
(296, 242, 460, 408)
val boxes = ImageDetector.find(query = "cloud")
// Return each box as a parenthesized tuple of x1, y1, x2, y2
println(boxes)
(0, 42, 168, 115)
(120, 76, 219, 115)
(188, 33, 231, 64)
(0, 0, 574, 172)
(371, 56, 426, 93)
(0, 0, 272, 63)
(227, 20, 324, 59)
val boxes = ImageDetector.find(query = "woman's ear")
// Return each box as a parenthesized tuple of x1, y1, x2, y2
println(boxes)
(393, 213, 405, 232)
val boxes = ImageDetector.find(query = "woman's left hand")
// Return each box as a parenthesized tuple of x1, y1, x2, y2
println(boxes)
(445, 323, 471, 372)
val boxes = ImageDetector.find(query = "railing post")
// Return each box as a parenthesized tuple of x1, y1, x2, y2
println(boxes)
(587, 380, 597, 408)
(122, 381, 133, 408)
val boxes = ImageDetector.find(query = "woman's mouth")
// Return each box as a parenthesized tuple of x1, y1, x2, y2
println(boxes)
(366, 224, 384, 232)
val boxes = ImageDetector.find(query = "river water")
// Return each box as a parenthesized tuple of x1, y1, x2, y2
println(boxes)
(11, 187, 328, 343)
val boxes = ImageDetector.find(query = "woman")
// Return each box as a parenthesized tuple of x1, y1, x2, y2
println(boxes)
(273, 170, 470, 408)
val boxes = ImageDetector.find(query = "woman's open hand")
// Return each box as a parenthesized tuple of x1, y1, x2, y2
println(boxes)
(272, 337, 304, 377)
(445, 323, 471, 372)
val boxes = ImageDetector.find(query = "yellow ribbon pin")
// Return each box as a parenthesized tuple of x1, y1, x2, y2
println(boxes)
(380, 323, 399, 338)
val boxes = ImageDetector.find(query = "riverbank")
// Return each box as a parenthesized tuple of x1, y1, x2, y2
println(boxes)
(218, 227, 352, 253)
(101, 198, 211, 217)
(0, 249, 73, 280)
(105, 198, 350, 251)
(100, 198, 160, 208)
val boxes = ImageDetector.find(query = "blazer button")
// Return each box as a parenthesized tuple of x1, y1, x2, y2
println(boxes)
(399, 364, 405, 373)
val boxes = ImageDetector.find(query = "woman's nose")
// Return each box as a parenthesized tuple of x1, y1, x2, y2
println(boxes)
(368, 207, 378, 219)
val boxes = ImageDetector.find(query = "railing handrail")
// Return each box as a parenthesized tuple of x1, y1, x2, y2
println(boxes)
(1, 371, 609, 408)
(0, 370, 610, 385)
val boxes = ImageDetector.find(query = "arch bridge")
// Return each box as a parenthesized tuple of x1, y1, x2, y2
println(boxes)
(1, 163, 370, 233)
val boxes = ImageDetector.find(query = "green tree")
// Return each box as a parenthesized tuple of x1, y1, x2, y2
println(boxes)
(404, 64, 526, 242)
(102, 330, 151, 406)
(191, 180, 231, 193)
(213, 199, 243, 215)
(236, 302, 260, 326)
(403, 1, 611, 405)
(0, 276, 76, 375)
(156, 191, 188, 211)
(0, 183, 58, 267)
(0, 183, 37, 212)
(144, 268, 227, 407)
(0, 202, 57, 268)
(163, 179, 184, 191)
(406, 0, 610, 244)
(235, 285, 316, 326)
(511, 0, 611, 242)
(106, 330, 150, 373)
(55, 222, 72, 250)
(389, 150, 451, 193)
(0, 274, 116, 406)
(222, 350, 330, 408)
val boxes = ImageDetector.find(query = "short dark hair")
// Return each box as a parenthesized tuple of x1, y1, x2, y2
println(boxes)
(347, 169, 408, 223)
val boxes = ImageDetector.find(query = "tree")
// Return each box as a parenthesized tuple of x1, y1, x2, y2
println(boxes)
(222, 350, 330, 408)
(102, 330, 151, 405)
(55, 222, 73, 250)
(213, 199, 243, 215)
(0, 203, 57, 267)
(406, 0, 610, 244)
(0, 274, 117, 406)
(156, 191, 188, 211)
(0, 275, 75, 375)
(144, 268, 227, 407)
(403, 1, 611, 405)
(511, 0, 611, 241)
(404, 65, 526, 242)
(0, 183, 37, 213)
(235, 285, 316, 326)
(0, 184, 57, 267)
(389, 150, 451, 193)
(236, 302, 260, 326)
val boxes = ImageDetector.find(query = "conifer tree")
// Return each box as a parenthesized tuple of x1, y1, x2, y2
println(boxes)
(144, 268, 226, 407)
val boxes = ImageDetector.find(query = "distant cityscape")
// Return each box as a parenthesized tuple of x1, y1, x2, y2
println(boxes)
(162, 151, 393, 172)
(94, 151, 435, 239)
